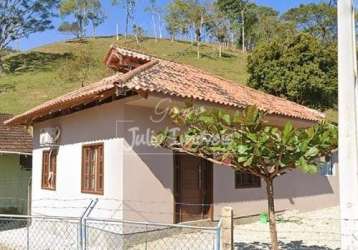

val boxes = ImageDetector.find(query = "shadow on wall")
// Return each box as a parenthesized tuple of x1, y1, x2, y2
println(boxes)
(235, 241, 339, 250)
(214, 164, 337, 204)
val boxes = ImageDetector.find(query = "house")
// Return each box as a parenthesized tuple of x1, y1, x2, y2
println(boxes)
(5, 47, 339, 223)
(0, 114, 32, 214)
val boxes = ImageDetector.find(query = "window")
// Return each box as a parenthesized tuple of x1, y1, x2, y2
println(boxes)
(42, 150, 57, 190)
(235, 171, 261, 188)
(82, 144, 104, 194)
(320, 155, 335, 176)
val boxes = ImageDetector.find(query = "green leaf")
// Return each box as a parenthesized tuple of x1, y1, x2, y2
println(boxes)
(304, 147, 319, 158)
(237, 156, 248, 163)
(244, 156, 254, 167)
(237, 145, 248, 154)
(222, 114, 231, 125)
(282, 122, 294, 144)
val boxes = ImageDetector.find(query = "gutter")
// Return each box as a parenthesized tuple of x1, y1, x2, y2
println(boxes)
(0, 151, 32, 156)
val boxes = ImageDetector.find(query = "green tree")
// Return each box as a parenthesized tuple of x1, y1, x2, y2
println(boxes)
(247, 33, 337, 110)
(132, 24, 144, 45)
(217, 0, 281, 51)
(145, 0, 162, 42)
(58, 21, 81, 37)
(112, 0, 137, 40)
(282, 3, 337, 44)
(0, 0, 59, 73)
(165, 0, 206, 58)
(217, 0, 248, 52)
(206, 4, 230, 57)
(59, 0, 104, 39)
(243, 5, 283, 49)
(152, 105, 337, 250)
(165, 0, 191, 41)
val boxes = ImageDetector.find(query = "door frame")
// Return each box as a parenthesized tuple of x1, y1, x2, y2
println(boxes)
(173, 152, 213, 223)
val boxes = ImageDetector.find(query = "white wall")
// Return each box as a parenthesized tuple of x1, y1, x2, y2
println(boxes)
(32, 100, 126, 218)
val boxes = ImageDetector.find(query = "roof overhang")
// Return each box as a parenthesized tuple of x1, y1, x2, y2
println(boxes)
(5, 46, 324, 126)
(0, 150, 32, 156)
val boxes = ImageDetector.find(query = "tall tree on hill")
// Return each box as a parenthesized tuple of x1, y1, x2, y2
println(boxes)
(165, 0, 206, 59)
(282, 3, 337, 44)
(133, 24, 145, 45)
(206, 4, 230, 57)
(217, 0, 248, 52)
(145, 0, 162, 42)
(112, 0, 136, 40)
(243, 5, 279, 49)
(187, 0, 206, 59)
(0, 0, 59, 74)
(88, 7, 106, 37)
(165, 0, 191, 41)
(59, 0, 105, 39)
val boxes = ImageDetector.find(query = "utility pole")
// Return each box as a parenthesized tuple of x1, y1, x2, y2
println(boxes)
(338, 0, 358, 249)
(116, 24, 119, 41)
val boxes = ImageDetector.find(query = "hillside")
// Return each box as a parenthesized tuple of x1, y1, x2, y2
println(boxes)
(0, 37, 248, 115)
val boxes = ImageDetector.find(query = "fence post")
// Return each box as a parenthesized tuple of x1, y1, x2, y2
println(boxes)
(220, 207, 233, 250)
(79, 199, 99, 250)
(26, 220, 30, 250)
(214, 219, 221, 250)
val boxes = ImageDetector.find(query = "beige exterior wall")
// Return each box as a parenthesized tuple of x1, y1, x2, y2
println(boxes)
(121, 105, 174, 223)
(213, 153, 339, 219)
(31, 95, 339, 222)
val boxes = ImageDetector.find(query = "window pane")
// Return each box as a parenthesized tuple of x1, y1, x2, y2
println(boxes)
(82, 144, 104, 194)
(235, 171, 261, 188)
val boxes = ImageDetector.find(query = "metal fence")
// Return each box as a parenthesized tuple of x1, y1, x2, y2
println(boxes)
(0, 214, 221, 250)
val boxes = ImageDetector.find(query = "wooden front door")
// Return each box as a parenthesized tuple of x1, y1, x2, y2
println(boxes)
(174, 153, 213, 223)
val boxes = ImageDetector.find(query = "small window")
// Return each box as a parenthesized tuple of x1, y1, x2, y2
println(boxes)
(320, 155, 335, 176)
(42, 150, 57, 190)
(82, 144, 104, 194)
(235, 171, 261, 188)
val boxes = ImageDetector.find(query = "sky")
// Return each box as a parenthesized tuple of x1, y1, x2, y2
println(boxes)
(16, 0, 323, 51)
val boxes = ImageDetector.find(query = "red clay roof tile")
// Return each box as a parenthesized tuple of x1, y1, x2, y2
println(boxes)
(0, 114, 32, 154)
(5, 47, 324, 126)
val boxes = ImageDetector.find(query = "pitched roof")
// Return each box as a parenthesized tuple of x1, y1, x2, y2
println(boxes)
(5, 47, 324, 126)
(0, 114, 32, 154)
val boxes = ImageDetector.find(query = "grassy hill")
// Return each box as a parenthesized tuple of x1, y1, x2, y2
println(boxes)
(0, 36, 248, 114)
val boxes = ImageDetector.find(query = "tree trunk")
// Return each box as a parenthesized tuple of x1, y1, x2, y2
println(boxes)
(0, 56, 4, 74)
(196, 31, 200, 59)
(218, 43, 222, 58)
(158, 14, 162, 39)
(241, 10, 246, 53)
(152, 14, 157, 42)
(197, 40, 200, 59)
(265, 178, 279, 250)
(125, 2, 129, 40)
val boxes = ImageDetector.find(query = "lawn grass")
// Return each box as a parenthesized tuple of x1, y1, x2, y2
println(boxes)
(0, 36, 248, 115)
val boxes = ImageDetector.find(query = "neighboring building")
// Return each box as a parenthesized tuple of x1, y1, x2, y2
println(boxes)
(0, 114, 32, 214)
(5, 47, 339, 223)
